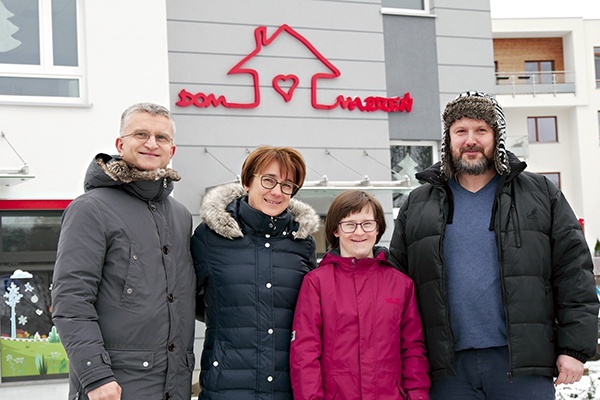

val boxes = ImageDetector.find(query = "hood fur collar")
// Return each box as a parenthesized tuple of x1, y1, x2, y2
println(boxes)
(201, 182, 320, 240)
(97, 154, 181, 183)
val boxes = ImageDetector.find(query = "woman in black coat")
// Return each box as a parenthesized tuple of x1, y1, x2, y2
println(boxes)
(191, 146, 319, 400)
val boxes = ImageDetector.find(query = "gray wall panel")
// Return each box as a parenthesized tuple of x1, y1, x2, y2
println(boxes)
(434, 9, 493, 38)
(432, 0, 489, 12)
(436, 37, 494, 66)
(438, 65, 496, 99)
(383, 15, 441, 141)
(168, 21, 385, 62)
(169, 53, 386, 90)
(167, 0, 383, 32)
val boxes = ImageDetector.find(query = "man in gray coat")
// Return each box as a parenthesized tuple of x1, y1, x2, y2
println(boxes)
(52, 103, 195, 400)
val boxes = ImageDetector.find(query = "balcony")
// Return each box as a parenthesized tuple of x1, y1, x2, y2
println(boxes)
(495, 71, 575, 96)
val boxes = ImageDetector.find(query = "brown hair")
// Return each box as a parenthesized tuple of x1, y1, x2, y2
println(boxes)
(240, 146, 307, 196)
(325, 190, 386, 250)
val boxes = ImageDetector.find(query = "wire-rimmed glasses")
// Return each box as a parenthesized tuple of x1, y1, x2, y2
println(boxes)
(121, 132, 174, 145)
(338, 220, 378, 233)
(253, 174, 299, 196)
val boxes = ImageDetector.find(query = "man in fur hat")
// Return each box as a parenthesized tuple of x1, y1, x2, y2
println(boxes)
(52, 103, 195, 400)
(389, 91, 599, 399)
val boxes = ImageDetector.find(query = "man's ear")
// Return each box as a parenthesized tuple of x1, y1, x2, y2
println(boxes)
(115, 137, 124, 155)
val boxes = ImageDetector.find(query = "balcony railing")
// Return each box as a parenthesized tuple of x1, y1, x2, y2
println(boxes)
(495, 71, 575, 96)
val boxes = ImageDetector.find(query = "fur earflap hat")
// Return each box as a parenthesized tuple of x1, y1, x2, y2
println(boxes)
(440, 91, 510, 179)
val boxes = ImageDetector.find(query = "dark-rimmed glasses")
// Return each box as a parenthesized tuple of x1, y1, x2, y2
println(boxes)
(253, 174, 299, 196)
(121, 132, 174, 145)
(338, 220, 378, 233)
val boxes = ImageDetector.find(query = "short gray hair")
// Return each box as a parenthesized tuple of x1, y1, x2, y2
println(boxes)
(119, 102, 176, 136)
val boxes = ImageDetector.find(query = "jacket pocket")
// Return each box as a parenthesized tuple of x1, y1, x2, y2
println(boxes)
(200, 341, 224, 391)
(107, 348, 155, 370)
(120, 243, 143, 308)
(187, 351, 195, 372)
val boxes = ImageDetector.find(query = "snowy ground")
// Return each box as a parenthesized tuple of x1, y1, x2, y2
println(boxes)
(556, 358, 600, 399)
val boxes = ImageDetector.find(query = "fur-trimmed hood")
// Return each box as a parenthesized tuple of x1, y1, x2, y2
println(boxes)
(200, 182, 320, 240)
(84, 153, 181, 203)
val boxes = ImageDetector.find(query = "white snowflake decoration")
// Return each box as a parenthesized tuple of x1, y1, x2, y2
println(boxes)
(17, 315, 27, 326)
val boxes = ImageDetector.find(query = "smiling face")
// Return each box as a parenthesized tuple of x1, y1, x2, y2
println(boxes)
(449, 117, 495, 176)
(334, 205, 378, 259)
(245, 160, 292, 217)
(115, 111, 176, 171)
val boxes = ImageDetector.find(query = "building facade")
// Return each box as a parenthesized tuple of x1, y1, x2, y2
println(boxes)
(492, 16, 600, 254)
(8, 0, 598, 398)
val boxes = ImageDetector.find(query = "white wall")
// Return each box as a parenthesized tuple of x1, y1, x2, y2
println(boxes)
(0, 0, 169, 396)
(0, 0, 170, 201)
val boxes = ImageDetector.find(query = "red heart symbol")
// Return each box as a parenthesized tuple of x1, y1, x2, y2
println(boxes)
(272, 74, 299, 102)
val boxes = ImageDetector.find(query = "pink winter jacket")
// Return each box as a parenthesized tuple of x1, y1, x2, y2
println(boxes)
(290, 249, 430, 400)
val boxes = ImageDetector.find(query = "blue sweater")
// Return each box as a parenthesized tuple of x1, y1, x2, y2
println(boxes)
(443, 175, 507, 351)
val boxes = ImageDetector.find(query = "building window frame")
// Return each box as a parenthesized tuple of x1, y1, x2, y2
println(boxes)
(524, 60, 555, 84)
(538, 172, 561, 189)
(390, 140, 438, 210)
(527, 116, 558, 143)
(0, 0, 86, 106)
(0, 199, 71, 383)
(381, 0, 431, 16)
(595, 47, 600, 89)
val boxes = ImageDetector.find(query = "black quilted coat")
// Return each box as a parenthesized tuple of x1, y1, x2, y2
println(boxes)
(389, 152, 599, 380)
(191, 183, 319, 400)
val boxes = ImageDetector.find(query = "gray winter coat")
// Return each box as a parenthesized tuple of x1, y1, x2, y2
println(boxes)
(52, 154, 196, 400)
(191, 183, 319, 400)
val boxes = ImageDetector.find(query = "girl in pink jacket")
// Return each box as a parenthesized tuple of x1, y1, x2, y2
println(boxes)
(290, 190, 429, 400)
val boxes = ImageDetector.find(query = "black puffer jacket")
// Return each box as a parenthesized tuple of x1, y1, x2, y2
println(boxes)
(389, 152, 599, 380)
(191, 183, 319, 400)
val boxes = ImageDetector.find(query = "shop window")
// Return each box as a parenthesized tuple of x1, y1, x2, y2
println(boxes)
(595, 47, 600, 88)
(0, 0, 84, 104)
(390, 141, 437, 208)
(0, 201, 70, 382)
(312, 216, 327, 260)
(382, 0, 429, 14)
(527, 116, 558, 143)
(524, 60, 554, 84)
(538, 172, 561, 189)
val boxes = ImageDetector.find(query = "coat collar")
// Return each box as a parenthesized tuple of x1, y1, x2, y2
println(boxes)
(84, 153, 180, 203)
(200, 182, 320, 240)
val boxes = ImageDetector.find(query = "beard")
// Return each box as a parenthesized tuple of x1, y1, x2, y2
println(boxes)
(452, 146, 494, 176)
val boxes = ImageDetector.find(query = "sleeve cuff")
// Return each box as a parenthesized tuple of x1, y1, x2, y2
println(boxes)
(559, 348, 589, 363)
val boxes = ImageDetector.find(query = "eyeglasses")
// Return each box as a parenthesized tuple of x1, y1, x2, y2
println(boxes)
(121, 132, 174, 145)
(254, 174, 299, 196)
(338, 220, 378, 233)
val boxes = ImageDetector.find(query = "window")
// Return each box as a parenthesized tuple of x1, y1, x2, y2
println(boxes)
(312, 216, 327, 260)
(528, 116, 558, 142)
(0, 201, 70, 382)
(0, 0, 84, 104)
(381, 0, 430, 14)
(390, 141, 437, 208)
(538, 172, 561, 189)
(595, 47, 600, 88)
(524, 61, 554, 84)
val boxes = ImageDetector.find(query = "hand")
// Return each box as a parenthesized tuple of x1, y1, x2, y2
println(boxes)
(88, 381, 122, 400)
(554, 354, 584, 385)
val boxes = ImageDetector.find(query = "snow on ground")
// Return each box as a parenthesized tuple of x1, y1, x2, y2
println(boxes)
(556, 358, 600, 399)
